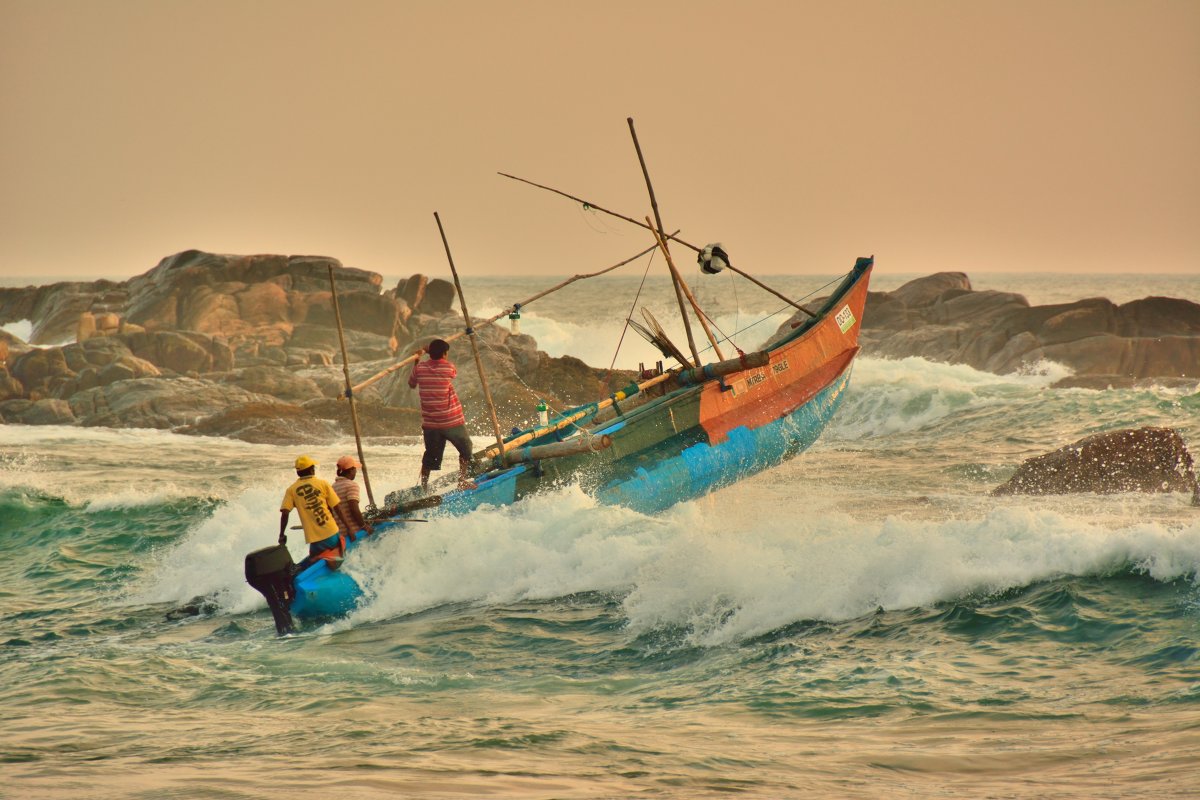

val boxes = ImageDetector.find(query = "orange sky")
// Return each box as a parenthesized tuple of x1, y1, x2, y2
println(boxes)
(1, 0, 1197, 281)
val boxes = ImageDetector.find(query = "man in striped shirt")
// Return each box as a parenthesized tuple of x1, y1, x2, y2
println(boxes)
(333, 455, 372, 540)
(408, 338, 476, 491)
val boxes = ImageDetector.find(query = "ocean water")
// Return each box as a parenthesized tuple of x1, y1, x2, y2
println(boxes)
(2, 272, 1199, 798)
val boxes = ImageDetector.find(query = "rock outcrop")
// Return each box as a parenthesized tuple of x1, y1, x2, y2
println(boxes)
(775, 272, 1200, 386)
(0, 249, 635, 443)
(992, 427, 1199, 501)
(174, 402, 339, 445)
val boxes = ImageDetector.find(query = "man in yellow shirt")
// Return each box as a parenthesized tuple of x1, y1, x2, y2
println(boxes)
(279, 455, 352, 570)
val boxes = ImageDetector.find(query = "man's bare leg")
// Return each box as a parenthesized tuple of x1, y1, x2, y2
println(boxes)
(458, 458, 477, 490)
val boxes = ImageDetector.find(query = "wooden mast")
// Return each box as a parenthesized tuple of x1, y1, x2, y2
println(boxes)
(327, 264, 376, 509)
(627, 117, 702, 367)
(434, 212, 507, 466)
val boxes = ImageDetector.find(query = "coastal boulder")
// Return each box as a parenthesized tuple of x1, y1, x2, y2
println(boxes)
(68, 376, 281, 429)
(837, 273, 1200, 383)
(422, 279, 457, 315)
(175, 401, 338, 445)
(0, 366, 23, 401)
(301, 290, 411, 342)
(992, 427, 1199, 500)
(286, 324, 396, 364)
(0, 280, 128, 344)
(890, 272, 972, 308)
(217, 365, 327, 404)
(122, 250, 380, 332)
(302, 397, 424, 438)
(395, 274, 428, 311)
(55, 355, 162, 399)
(9, 347, 75, 397)
(118, 330, 234, 374)
(0, 398, 76, 425)
(60, 336, 135, 372)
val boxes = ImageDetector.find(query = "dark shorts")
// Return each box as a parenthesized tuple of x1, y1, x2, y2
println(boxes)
(422, 425, 473, 471)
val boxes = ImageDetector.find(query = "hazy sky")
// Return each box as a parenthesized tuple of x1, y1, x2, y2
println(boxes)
(2, 0, 1197, 282)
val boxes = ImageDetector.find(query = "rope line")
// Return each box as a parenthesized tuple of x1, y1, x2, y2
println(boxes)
(605, 248, 658, 381)
(691, 270, 850, 357)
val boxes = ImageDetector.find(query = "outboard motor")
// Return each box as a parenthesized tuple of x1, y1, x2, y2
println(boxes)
(698, 243, 730, 275)
(245, 544, 296, 635)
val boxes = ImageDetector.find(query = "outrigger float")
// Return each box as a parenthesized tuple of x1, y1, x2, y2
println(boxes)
(245, 120, 873, 634)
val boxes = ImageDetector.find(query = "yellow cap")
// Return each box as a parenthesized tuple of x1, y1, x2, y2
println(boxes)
(295, 455, 316, 470)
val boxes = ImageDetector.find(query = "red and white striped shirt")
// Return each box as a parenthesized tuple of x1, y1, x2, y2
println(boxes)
(332, 476, 360, 535)
(409, 358, 466, 429)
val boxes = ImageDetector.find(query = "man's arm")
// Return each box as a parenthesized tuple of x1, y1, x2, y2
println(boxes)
(330, 499, 356, 538)
(407, 349, 425, 388)
(344, 497, 369, 534)
(279, 509, 290, 544)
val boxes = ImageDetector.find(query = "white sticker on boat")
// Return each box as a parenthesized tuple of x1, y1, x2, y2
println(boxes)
(835, 304, 856, 333)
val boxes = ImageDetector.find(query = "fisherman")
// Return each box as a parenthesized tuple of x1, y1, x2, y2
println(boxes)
(332, 455, 373, 541)
(279, 455, 352, 570)
(408, 338, 476, 491)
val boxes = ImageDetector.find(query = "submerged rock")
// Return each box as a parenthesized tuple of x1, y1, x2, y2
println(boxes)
(992, 427, 1199, 500)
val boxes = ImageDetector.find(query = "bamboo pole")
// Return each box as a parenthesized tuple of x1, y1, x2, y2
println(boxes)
(368, 492, 444, 522)
(627, 117, 701, 367)
(646, 217, 725, 360)
(475, 369, 676, 461)
(497, 171, 816, 318)
(346, 236, 675, 396)
(502, 434, 613, 465)
(328, 265, 376, 509)
(434, 212, 508, 466)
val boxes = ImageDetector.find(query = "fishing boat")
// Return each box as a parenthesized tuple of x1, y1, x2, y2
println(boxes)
(243, 120, 873, 633)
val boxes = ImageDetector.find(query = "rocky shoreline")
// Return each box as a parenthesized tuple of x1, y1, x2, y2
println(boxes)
(0, 251, 627, 443)
(850, 272, 1200, 389)
(2, 253, 1198, 444)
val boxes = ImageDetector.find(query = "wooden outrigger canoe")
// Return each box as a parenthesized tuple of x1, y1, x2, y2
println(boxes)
(250, 255, 872, 627)
(243, 120, 874, 632)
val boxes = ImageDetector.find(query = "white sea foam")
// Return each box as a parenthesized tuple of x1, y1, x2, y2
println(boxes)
(127, 485, 291, 614)
(1, 319, 33, 342)
(150, 483, 1197, 643)
(0, 424, 423, 507)
(82, 485, 211, 511)
(827, 356, 1061, 439)
(337, 487, 665, 629)
(619, 502, 1200, 646)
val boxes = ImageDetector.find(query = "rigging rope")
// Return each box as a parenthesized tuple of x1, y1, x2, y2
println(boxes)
(695, 271, 849, 354)
(605, 248, 658, 382)
(577, 202, 622, 235)
(470, 249, 670, 441)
